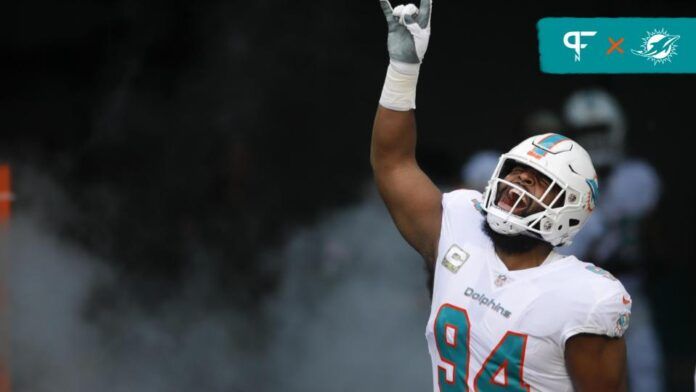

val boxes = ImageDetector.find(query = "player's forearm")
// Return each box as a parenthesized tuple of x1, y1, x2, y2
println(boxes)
(370, 105, 417, 171)
(372, 0, 431, 171)
(371, 59, 421, 171)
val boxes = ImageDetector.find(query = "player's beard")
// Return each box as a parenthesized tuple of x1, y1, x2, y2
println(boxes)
(481, 221, 550, 254)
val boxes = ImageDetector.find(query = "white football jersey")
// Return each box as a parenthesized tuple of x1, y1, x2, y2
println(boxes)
(425, 190, 632, 392)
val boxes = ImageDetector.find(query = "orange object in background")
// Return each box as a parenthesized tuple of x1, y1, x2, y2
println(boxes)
(0, 164, 11, 392)
(0, 165, 10, 223)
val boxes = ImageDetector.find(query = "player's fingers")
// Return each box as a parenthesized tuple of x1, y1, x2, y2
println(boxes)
(404, 15, 423, 37)
(379, 0, 395, 24)
(392, 4, 405, 17)
(403, 13, 418, 26)
(395, 4, 418, 24)
(417, 0, 431, 28)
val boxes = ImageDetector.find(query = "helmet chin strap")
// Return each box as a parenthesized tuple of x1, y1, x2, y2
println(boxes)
(494, 221, 550, 244)
(481, 216, 555, 248)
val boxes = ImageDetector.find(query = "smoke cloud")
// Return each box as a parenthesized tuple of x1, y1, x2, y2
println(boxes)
(6, 169, 432, 391)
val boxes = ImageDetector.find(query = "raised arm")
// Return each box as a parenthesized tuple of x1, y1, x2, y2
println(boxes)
(372, 0, 441, 267)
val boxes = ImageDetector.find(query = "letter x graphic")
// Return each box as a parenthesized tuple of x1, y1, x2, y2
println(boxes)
(607, 37, 624, 55)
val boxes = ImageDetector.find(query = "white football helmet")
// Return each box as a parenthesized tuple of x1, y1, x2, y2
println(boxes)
(482, 133, 599, 247)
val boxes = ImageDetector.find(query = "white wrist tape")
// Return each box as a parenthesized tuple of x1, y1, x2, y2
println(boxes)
(379, 61, 420, 111)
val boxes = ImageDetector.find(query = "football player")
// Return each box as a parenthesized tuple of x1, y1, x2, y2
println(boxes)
(371, 1, 632, 390)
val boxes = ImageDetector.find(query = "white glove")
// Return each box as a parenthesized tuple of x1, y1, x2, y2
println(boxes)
(378, 0, 432, 111)
(381, 0, 432, 65)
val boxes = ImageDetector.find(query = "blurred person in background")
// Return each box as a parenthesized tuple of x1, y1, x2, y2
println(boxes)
(523, 109, 563, 137)
(372, 0, 632, 390)
(460, 151, 500, 193)
(561, 89, 664, 392)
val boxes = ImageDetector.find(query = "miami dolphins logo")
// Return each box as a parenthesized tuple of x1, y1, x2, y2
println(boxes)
(585, 177, 599, 212)
(614, 312, 631, 336)
(631, 28, 680, 65)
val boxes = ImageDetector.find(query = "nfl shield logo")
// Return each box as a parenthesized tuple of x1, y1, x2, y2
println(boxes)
(495, 274, 508, 287)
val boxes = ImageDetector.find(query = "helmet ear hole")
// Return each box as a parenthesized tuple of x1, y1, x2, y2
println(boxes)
(569, 219, 580, 227)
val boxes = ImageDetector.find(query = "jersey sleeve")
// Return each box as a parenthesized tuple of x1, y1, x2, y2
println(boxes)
(442, 189, 484, 211)
(440, 189, 486, 244)
(560, 282, 632, 346)
(441, 189, 485, 226)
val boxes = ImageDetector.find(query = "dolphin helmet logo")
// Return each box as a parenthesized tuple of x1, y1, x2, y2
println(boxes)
(632, 28, 680, 65)
(585, 177, 599, 211)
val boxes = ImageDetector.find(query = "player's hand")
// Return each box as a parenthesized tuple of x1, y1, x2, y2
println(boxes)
(379, 0, 432, 64)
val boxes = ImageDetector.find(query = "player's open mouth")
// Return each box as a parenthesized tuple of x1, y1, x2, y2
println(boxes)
(497, 187, 528, 214)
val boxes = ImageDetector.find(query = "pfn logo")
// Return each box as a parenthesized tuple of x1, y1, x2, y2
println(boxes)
(563, 31, 597, 61)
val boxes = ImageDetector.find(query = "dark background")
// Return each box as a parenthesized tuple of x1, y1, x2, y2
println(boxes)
(2, 0, 695, 390)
